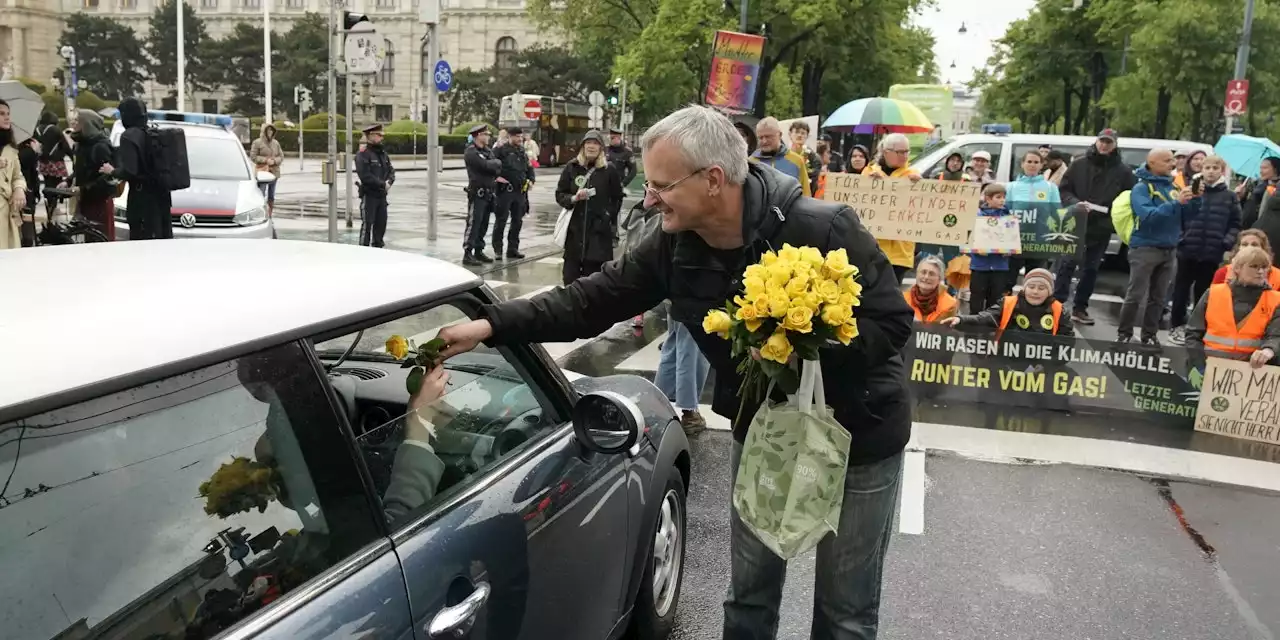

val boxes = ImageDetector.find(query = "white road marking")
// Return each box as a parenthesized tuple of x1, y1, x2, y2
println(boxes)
(616, 330, 667, 372)
(483, 279, 508, 290)
(899, 448, 927, 535)
(536, 256, 565, 265)
(914, 421, 1280, 493)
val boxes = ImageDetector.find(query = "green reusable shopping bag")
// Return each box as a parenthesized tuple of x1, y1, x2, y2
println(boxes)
(731, 360, 853, 560)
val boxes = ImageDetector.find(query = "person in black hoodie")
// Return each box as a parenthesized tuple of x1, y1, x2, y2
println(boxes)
(1053, 128, 1137, 325)
(16, 136, 39, 246)
(35, 110, 71, 218)
(434, 106, 913, 637)
(554, 129, 622, 284)
(64, 109, 118, 241)
(102, 97, 172, 240)
(1169, 155, 1240, 344)
(1246, 157, 1280, 254)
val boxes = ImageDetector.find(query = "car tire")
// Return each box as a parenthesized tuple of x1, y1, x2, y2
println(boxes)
(628, 471, 687, 640)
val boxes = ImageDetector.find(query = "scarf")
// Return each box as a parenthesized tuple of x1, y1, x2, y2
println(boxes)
(910, 285, 940, 318)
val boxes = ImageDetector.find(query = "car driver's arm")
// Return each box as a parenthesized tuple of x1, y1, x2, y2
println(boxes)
(382, 366, 449, 524)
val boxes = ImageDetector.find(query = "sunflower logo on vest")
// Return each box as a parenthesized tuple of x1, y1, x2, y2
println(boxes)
(574, 175, 587, 188)
(1036, 190, 1048, 200)
(1015, 314, 1031, 329)
(1039, 314, 1055, 331)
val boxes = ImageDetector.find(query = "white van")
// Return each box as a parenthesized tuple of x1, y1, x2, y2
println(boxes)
(910, 133, 1214, 258)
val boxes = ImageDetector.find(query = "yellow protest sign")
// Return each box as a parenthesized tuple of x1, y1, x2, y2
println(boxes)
(1195, 358, 1280, 445)
(821, 174, 982, 246)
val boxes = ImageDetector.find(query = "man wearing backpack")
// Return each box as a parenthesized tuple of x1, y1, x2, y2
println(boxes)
(100, 97, 172, 240)
(1054, 128, 1136, 325)
(1117, 148, 1196, 344)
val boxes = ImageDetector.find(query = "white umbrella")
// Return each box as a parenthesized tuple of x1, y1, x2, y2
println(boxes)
(0, 80, 43, 141)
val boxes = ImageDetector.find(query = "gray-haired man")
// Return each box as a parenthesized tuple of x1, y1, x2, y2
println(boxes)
(436, 105, 912, 638)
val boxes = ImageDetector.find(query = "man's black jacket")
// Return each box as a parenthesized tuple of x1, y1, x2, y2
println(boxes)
(355, 143, 395, 195)
(464, 144, 502, 192)
(494, 142, 534, 187)
(480, 162, 914, 464)
(606, 143, 636, 188)
(1058, 146, 1137, 243)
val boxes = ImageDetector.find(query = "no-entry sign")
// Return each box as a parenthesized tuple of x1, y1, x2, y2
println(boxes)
(1224, 79, 1250, 117)
(523, 100, 542, 120)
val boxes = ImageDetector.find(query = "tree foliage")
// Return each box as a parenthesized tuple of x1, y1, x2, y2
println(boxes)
(59, 14, 150, 101)
(528, 0, 936, 124)
(975, 0, 1280, 143)
(146, 0, 216, 96)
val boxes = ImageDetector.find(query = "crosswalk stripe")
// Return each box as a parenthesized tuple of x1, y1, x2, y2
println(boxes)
(616, 330, 666, 372)
(536, 256, 565, 265)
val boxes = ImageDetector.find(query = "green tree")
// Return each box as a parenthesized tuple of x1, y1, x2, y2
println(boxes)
(495, 45, 612, 103)
(204, 22, 278, 116)
(60, 14, 149, 101)
(146, 0, 216, 98)
(274, 13, 331, 118)
(442, 68, 503, 130)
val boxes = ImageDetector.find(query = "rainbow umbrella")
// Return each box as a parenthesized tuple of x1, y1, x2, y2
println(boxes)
(822, 97, 933, 134)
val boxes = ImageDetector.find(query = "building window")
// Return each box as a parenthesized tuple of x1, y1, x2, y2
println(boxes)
(375, 104, 393, 122)
(120, 0, 138, 8)
(287, 0, 305, 7)
(243, 0, 261, 8)
(375, 0, 395, 8)
(495, 36, 517, 70)
(82, 0, 99, 8)
(377, 39, 395, 87)
(202, 98, 219, 113)
(200, 0, 217, 8)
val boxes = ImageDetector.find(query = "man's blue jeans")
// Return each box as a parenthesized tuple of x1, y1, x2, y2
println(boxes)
(1054, 235, 1109, 311)
(654, 316, 710, 411)
(724, 442, 903, 640)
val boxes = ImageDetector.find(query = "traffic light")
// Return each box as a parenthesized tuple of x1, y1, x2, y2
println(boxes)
(607, 86, 619, 106)
(343, 11, 370, 30)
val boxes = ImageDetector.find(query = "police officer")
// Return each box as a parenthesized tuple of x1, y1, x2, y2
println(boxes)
(605, 127, 635, 240)
(355, 123, 395, 248)
(463, 123, 503, 265)
(492, 126, 535, 259)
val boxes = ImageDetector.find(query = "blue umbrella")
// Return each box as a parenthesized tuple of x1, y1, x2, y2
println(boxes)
(1213, 134, 1280, 179)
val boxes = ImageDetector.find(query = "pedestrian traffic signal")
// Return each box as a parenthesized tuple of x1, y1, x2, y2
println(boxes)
(607, 87, 619, 106)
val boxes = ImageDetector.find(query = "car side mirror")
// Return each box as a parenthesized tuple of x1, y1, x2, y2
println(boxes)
(256, 171, 277, 184)
(572, 390, 642, 455)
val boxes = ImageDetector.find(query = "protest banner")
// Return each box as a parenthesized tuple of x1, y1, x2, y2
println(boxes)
(964, 215, 1022, 255)
(704, 31, 766, 114)
(905, 326, 1202, 423)
(1008, 200, 1088, 261)
(822, 174, 981, 246)
(1194, 358, 1280, 445)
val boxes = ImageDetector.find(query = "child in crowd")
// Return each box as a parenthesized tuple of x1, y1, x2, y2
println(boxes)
(966, 182, 1012, 312)
(1169, 155, 1242, 346)
(942, 268, 1074, 337)
(1187, 246, 1280, 369)
(1211, 229, 1280, 290)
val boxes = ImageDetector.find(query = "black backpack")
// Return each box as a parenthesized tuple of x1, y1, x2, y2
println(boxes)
(143, 125, 191, 191)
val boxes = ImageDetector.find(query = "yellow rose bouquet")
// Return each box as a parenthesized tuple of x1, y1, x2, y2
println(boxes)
(702, 243, 861, 560)
(702, 243, 863, 415)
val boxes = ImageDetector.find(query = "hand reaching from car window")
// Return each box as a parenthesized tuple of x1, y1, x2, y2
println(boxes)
(406, 365, 450, 442)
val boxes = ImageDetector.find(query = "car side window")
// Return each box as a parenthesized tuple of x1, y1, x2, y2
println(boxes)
(1012, 144, 1088, 177)
(0, 342, 381, 640)
(309, 299, 562, 529)
(923, 142, 1002, 179)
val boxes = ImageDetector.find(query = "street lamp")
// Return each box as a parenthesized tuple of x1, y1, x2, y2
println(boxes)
(958, 22, 967, 34)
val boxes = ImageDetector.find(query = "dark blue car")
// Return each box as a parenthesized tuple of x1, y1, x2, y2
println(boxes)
(0, 240, 691, 640)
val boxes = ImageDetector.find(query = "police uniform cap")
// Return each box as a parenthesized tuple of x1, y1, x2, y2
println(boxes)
(362, 123, 384, 135)
(469, 123, 490, 136)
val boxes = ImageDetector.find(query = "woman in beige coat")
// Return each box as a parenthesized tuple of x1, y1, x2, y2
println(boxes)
(0, 99, 28, 250)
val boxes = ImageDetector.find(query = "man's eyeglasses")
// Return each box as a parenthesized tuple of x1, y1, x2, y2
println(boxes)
(644, 168, 704, 207)
(885, 147, 910, 154)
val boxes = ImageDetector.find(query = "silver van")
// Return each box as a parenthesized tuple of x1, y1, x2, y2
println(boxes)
(910, 133, 1214, 257)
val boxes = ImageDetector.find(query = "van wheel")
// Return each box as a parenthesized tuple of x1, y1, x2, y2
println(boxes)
(629, 472, 687, 639)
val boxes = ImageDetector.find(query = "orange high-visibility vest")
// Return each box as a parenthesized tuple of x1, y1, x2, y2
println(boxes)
(997, 296, 1063, 336)
(1270, 267, 1280, 291)
(904, 289, 958, 323)
(1203, 284, 1280, 359)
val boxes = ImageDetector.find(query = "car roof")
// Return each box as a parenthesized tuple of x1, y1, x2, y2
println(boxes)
(944, 133, 1213, 151)
(0, 241, 481, 417)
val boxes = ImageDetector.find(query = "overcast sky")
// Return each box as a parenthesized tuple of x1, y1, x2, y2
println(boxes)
(912, 0, 1037, 86)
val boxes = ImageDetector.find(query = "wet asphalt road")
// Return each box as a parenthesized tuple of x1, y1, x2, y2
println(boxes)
(267, 176, 1280, 638)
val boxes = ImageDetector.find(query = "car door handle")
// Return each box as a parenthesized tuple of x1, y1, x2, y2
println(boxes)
(427, 581, 491, 638)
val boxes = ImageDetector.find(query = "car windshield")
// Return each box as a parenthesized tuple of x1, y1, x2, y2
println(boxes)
(185, 134, 252, 181)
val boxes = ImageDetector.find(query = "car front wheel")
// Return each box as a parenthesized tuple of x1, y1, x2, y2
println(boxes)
(629, 471, 687, 639)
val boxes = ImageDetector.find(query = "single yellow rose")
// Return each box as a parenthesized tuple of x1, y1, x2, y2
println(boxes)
(781, 305, 814, 333)
(744, 264, 768, 281)
(785, 273, 811, 297)
(744, 318, 763, 332)
(814, 279, 841, 304)
(821, 303, 853, 327)
(823, 248, 858, 279)
(839, 277, 864, 303)
(760, 250, 778, 266)
(778, 243, 801, 264)
(743, 275, 767, 297)
(768, 289, 791, 318)
(385, 335, 410, 359)
(802, 291, 824, 312)
(835, 319, 860, 345)
(767, 263, 792, 288)
(760, 330, 794, 364)
(799, 246, 825, 268)
(703, 309, 733, 337)
(753, 292, 772, 316)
